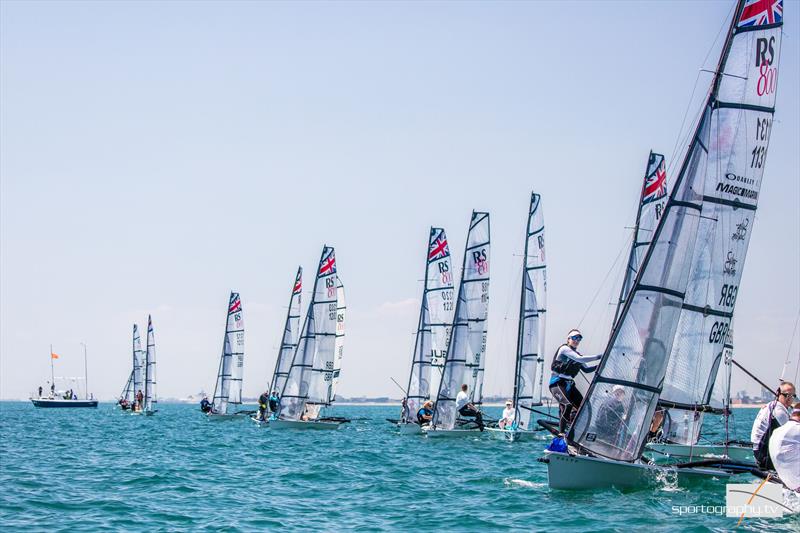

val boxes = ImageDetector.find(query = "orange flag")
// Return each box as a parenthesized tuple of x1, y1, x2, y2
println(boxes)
(51, 352, 59, 359)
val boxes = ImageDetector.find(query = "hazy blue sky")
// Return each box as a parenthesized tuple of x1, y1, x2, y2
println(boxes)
(2, 1, 798, 401)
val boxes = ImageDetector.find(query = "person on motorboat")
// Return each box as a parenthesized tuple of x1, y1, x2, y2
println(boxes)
(768, 402, 800, 491)
(456, 384, 484, 431)
(751, 381, 795, 469)
(200, 396, 212, 413)
(38, 386, 43, 398)
(548, 329, 602, 433)
(498, 400, 515, 429)
(268, 391, 281, 414)
(257, 391, 269, 421)
(417, 400, 434, 426)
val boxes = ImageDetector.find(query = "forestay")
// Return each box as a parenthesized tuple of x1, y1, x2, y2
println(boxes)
(614, 153, 669, 327)
(659, 0, 782, 443)
(569, 0, 783, 461)
(432, 212, 490, 430)
(513, 193, 547, 430)
(212, 292, 245, 415)
(403, 227, 455, 423)
(144, 315, 157, 413)
(269, 267, 302, 396)
(280, 246, 338, 420)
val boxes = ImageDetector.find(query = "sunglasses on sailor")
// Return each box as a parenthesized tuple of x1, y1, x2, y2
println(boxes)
(780, 392, 796, 399)
(570, 335, 583, 341)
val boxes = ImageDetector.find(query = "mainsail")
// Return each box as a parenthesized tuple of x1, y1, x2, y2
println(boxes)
(403, 227, 455, 423)
(432, 212, 490, 430)
(568, 0, 783, 462)
(613, 153, 669, 327)
(212, 292, 245, 415)
(269, 267, 302, 396)
(144, 315, 157, 413)
(280, 246, 338, 420)
(328, 277, 346, 404)
(120, 371, 134, 403)
(658, 0, 782, 442)
(513, 193, 547, 430)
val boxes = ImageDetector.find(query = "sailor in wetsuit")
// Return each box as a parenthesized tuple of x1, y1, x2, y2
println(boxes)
(268, 391, 280, 415)
(548, 329, 602, 433)
(200, 396, 212, 413)
(417, 400, 434, 426)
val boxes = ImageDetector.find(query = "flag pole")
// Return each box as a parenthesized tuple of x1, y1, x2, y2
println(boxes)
(50, 344, 55, 394)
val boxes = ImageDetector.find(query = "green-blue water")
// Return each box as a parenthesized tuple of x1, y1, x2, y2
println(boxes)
(0, 403, 793, 531)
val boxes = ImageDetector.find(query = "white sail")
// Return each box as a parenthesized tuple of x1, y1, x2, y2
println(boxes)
(328, 277, 345, 404)
(269, 267, 302, 396)
(658, 0, 783, 445)
(132, 324, 144, 401)
(144, 315, 157, 413)
(403, 227, 456, 422)
(513, 193, 547, 430)
(432, 212, 490, 430)
(569, 0, 783, 462)
(212, 292, 245, 415)
(614, 153, 669, 327)
(280, 246, 338, 421)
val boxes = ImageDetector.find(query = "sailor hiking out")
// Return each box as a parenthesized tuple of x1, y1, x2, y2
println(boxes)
(751, 381, 796, 469)
(548, 329, 601, 432)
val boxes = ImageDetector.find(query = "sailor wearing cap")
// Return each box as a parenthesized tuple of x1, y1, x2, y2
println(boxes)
(548, 329, 602, 432)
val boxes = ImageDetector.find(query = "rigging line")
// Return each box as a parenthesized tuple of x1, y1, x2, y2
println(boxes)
(577, 231, 631, 329)
(782, 308, 800, 382)
(666, 1, 736, 179)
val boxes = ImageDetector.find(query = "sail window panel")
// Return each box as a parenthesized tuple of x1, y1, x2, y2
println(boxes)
(663, 408, 705, 445)
(572, 387, 659, 462)
(717, 28, 781, 109)
(600, 292, 682, 389)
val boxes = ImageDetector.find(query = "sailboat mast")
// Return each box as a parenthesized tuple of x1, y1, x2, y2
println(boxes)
(613, 151, 652, 328)
(512, 202, 533, 415)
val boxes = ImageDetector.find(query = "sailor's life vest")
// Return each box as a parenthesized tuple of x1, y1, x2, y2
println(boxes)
(550, 344, 582, 378)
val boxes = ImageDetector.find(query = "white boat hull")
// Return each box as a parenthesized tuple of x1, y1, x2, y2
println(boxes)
(486, 428, 538, 442)
(646, 442, 754, 463)
(545, 451, 732, 490)
(424, 427, 483, 439)
(269, 419, 342, 430)
(206, 413, 243, 421)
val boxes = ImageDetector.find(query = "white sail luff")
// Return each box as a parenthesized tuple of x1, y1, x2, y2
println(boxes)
(270, 267, 302, 396)
(144, 315, 157, 413)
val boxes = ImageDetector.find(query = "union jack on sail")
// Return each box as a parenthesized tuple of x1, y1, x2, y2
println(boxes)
(229, 294, 241, 314)
(319, 249, 336, 276)
(428, 230, 450, 261)
(642, 157, 667, 204)
(738, 0, 782, 28)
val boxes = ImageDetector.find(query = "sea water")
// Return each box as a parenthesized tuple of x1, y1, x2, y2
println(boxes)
(0, 403, 794, 531)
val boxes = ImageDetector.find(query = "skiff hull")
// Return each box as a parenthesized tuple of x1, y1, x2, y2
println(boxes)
(424, 428, 483, 439)
(206, 413, 243, 421)
(269, 419, 342, 430)
(646, 443, 754, 464)
(31, 399, 98, 408)
(544, 451, 732, 490)
(486, 428, 538, 442)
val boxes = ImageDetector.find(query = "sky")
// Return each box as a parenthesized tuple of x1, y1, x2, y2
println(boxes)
(1, 0, 798, 401)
